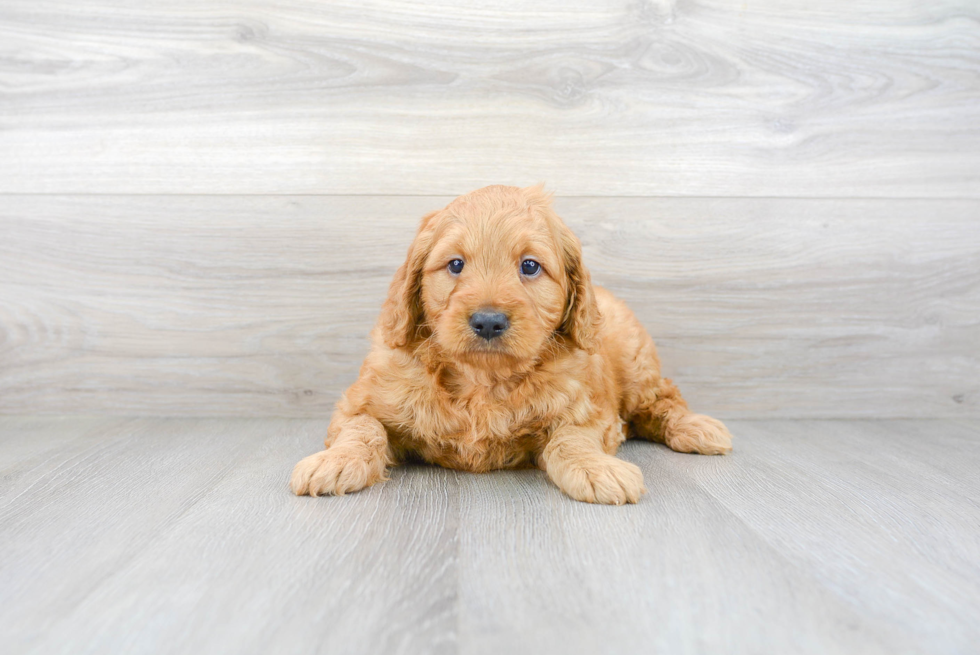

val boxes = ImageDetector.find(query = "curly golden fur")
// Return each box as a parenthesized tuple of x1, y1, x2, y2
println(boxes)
(291, 185, 732, 504)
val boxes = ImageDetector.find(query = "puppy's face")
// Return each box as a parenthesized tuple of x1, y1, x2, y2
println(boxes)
(380, 185, 598, 368)
(420, 202, 567, 365)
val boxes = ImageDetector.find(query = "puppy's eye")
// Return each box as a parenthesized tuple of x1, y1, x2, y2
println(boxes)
(520, 259, 541, 277)
(448, 259, 465, 275)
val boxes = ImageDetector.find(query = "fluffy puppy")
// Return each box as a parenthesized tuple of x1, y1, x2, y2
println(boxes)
(291, 185, 732, 504)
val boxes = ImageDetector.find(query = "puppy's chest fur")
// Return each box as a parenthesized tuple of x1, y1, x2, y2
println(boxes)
(383, 367, 592, 472)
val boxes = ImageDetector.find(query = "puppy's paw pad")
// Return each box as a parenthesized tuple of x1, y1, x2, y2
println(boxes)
(667, 414, 733, 455)
(559, 456, 646, 505)
(289, 448, 385, 497)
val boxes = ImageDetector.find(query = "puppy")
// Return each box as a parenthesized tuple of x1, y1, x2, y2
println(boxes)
(291, 185, 732, 504)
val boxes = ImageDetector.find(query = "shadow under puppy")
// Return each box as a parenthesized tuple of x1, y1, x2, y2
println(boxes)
(292, 185, 732, 504)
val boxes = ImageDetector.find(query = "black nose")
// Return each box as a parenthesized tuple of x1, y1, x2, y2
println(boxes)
(469, 311, 510, 341)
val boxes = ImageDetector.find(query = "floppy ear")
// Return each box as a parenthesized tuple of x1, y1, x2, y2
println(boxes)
(557, 226, 601, 354)
(378, 211, 438, 349)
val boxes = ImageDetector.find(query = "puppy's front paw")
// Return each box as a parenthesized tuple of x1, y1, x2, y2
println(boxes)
(551, 454, 646, 505)
(290, 447, 387, 497)
(666, 414, 733, 455)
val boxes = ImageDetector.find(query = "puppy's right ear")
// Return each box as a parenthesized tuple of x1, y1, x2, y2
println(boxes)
(378, 211, 438, 349)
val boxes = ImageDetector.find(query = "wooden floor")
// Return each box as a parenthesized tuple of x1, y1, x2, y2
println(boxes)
(0, 417, 977, 654)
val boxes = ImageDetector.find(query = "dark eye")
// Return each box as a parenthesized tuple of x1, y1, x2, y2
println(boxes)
(520, 259, 540, 276)
(448, 259, 464, 275)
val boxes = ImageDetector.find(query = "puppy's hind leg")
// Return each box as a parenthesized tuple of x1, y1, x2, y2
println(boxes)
(629, 377, 732, 455)
(623, 337, 732, 455)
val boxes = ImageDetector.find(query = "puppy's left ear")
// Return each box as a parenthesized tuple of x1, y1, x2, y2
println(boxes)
(558, 227, 601, 354)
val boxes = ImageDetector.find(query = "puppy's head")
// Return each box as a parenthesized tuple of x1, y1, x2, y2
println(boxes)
(379, 185, 599, 367)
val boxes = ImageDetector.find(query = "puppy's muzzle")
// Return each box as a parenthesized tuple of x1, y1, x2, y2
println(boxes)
(469, 310, 509, 341)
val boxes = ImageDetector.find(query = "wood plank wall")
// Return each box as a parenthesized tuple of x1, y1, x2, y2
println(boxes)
(1, 1, 978, 417)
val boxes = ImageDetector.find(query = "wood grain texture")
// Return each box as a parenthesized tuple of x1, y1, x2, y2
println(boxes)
(2, 417, 979, 654)
(457, 447, 899, 654)
(1, 1, 978, 196)
(688, 419, 980, 654)
(1, 195, 977, 418)
(20, 420, 459, 655)
(0, 416, 122, 474)
(456, 419, 980, 654)
(0, 418, 274, 651)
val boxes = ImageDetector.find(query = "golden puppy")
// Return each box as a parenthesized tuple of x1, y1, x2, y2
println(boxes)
(291, 185, 732, 504)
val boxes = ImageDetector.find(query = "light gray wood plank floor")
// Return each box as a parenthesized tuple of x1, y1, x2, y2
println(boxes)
(1, 417, 978, 654)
